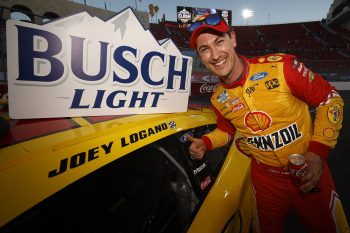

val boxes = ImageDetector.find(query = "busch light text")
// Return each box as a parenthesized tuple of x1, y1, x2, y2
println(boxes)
(6, 9, 192, 119)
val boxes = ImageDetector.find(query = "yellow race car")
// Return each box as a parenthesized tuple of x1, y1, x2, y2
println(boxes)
(0, 103, 257, 233)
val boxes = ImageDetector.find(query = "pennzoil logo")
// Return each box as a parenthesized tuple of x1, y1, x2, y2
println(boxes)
(265, 78, 280, 90)
(328, 104, 342, 124)
(244, 111, 272, 133)
(267, 55, 282, 62)
(247, 123, 302, 151)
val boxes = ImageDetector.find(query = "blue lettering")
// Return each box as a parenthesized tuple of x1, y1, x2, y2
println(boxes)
(14, 25, 191, 94)
(70, 89, 164, 109)
(113, 46, 138, 84)
(130, 91, 148, 108)
(70, 36, 108, 82)
(167, 55, 189, 90)
(106, 90, 127, 108)
(16, 25, 64, 82)
(93, 89, 106, 108)
(150, 92, 163, 107)
(141, 51, 165, 86)
(70, 89, 89, 108)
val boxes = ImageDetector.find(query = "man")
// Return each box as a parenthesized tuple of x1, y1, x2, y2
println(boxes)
(187, 13, 348, 233)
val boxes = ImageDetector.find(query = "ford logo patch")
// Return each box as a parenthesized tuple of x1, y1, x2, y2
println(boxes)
(250, 72, 268, 81)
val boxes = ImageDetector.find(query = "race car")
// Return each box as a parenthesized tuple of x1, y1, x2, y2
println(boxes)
(0, 102, 257, 233)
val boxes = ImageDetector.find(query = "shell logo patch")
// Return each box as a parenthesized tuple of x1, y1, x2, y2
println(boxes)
(267, 56, 282, 62)
(323, 128, 335, 138)
(244, 111, 272, 132)
(328, 104, 342, 124)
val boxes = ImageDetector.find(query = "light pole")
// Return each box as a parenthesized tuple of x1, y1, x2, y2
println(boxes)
(242, 9, 254, 25)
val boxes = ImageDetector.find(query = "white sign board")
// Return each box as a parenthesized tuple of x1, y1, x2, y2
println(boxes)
(6, 8, 192, 119)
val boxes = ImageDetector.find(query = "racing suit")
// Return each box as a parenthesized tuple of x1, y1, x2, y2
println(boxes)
(201, 54, 347, 233)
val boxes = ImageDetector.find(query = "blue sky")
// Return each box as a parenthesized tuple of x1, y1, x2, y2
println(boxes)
(76, 0, 333, 26)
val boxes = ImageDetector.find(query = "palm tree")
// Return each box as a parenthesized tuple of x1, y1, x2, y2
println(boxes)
(149, 3, 155, 22)
(154, 5, 159, 23)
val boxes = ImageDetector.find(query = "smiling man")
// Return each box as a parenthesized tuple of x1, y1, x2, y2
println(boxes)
(186, 13, 348, 233)
(189, 14, 243, 84)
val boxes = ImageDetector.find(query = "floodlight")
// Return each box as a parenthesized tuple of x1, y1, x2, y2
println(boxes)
(242, 9, 254, 19)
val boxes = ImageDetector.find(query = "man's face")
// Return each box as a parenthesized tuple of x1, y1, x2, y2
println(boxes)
(196, 31, 238, 83)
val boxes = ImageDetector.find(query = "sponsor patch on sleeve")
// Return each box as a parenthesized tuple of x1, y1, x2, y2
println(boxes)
(323, 128, 336, 138)
(292, 59, 315, 82)
(308, 71, 315, 82)
(327, 103, 342, 124)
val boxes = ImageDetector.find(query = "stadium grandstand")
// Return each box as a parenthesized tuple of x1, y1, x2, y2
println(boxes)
(0, 0, 349, 92)
(150, 17, 350, 84)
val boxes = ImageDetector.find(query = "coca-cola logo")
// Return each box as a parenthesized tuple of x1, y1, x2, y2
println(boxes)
(200, 83, 219, 93)
(200, 175, 212, 190)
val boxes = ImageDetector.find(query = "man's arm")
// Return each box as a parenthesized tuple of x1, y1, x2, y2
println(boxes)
(284, 55, 344, 158)
(284, 55, 344, 192)
(188, 105, 236, 159)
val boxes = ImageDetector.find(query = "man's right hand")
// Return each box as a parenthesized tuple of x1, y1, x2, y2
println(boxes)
(187, 134, 206, 160)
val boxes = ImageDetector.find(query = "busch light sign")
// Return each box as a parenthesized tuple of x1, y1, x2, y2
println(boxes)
(6, 8, 192, 119)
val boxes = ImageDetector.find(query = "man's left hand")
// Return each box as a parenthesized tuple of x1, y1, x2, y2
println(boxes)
(300, 151, 323, 193)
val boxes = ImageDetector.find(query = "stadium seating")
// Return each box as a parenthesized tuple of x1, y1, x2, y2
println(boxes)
(149, 20, 350, 82)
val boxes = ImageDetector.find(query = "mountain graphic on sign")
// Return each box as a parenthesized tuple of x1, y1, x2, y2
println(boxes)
(41, 7, 182, 56)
